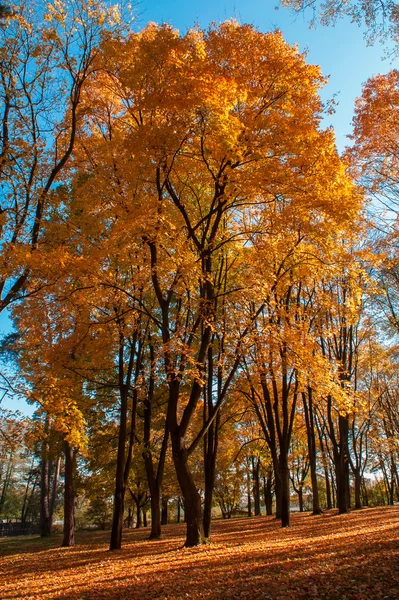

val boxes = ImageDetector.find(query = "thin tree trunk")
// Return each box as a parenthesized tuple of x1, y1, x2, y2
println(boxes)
(40, 453, 51, 537)
(298, 487, 304, 512)
(49, 455, 61, 529)
(161, 497, 168, 526)
(252, 457, 261, 516)
(109, 388, 127, 549)
(247, 466, 252, 517)
(61, 441, 75, 547)
(279, 452, 290, 527)
(336, 414, 350, 514)
(263, 473, 273, 516)
(303, 390, 322, 515)
(354, 472, 362, 509)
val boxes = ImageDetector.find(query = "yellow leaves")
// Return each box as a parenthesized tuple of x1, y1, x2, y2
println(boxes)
(44, 0, 67, 27)
(32, 375, 88, 451)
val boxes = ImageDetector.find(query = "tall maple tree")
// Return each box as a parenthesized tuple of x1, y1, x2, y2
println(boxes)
(70, 21, 362, 545)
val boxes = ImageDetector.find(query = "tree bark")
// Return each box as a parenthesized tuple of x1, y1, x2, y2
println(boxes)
(49, 455, 61, 529)
(247, 466, 252, 517)
(252, 457, 261, 516)
(161, 497, 168, 526)
(263, 472, 274, 516)
(61, 441, 75, 547)
(302, 390, 322, 515)
(177, 497, 181, 523)
(172, 440, 204, 546)
(298, 487, 304, 512)
(354, 472, 362, 509)
(279, 453, 290, 527)
(336, 414, 350, 514)
(109, 387, 127, 549)
(39, 451, 51, 537)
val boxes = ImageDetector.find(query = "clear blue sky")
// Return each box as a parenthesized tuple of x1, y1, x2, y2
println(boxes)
(1, 0, 396, 415)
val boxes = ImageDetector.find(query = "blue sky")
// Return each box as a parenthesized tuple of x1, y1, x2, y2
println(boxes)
(1, 0, 396, 415)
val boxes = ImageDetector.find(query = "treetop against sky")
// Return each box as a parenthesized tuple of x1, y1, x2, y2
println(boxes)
(138, 0, 396, 151)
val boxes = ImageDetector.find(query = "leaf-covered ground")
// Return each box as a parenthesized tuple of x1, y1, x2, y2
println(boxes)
(1, 506, 399, 599)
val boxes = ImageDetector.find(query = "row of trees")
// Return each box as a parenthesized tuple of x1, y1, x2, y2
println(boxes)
(1, 0, 399, 550)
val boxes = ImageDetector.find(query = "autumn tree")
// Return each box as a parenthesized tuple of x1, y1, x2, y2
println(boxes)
(0, 0, 129, 314)
(68, 20, 363, 545)
(281, 0, 399, 44)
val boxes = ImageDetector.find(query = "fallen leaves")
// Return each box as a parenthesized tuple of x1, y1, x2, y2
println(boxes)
(1, 506, 399, 599)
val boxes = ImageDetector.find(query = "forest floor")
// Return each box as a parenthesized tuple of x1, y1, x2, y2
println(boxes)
(1, 506, 399, 600)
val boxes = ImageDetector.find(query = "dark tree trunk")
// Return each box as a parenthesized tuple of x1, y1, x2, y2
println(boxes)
(172, 441, 204, 546)
(61, 441, 75, 547)
(317, 425, 332, 510)
(40, 452, 51, 537)
(203, 346, 221, 539)
(302, 390, 322, 515)
(274, 470, 282, 518)
(21, 460, 38, 524)
(143, 341, 169, 540)
(143, 510, 147, 527)
(331, 467, 336, 508)
(263, 473, 274, 516)
(177, 497, 181, 523)
(354, 472, 362, 509)
(298, 487, 304, 512)
(336, 414, 350, 514)
(279, 453, 290, 527)
(109, 333, 139, 551)
(135, 501, 142, 528)
(127, 507, 133, 528)
(203, 413, 220, 538)
(361, 479, 369, 507)
(247, 466, 252, 517)
(49, 455, 61, 529)
(110, 390, 127, 549)
(161, 497, 168, 526)
(325, 467, 333, 509)
(252, 457, 261, 516)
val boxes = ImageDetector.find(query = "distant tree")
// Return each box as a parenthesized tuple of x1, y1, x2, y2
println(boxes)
(281, 0, 399, 44)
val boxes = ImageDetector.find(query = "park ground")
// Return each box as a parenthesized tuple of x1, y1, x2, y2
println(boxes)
(1, 506, 399, 600)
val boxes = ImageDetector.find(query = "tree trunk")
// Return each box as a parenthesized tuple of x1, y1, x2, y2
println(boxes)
(298, 487, 304, 512)
(263, 473, 274, 516)
(203, 412, 220, 538)
(127, 507, 133, 528)
(49, 455, 61, 529)
(61, 441, 75, 547)
(303, 390, 322, 515)
(110, 385, 128, 550)
(40, 454, 51, 537)
(177, 497, 181, 523)
(274, 470, 282, 518)
(135, 502, 142, 528)
(252, 457, 261, 516)
(336, 414, 350, 514)
(247, 467, 252, 517)
(172, 444, 204, 547)
(203, 347, 221, 539)
(354, 471, 362, 509)
(279, 453, 290, 527)
(161, 496, 168, 526)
